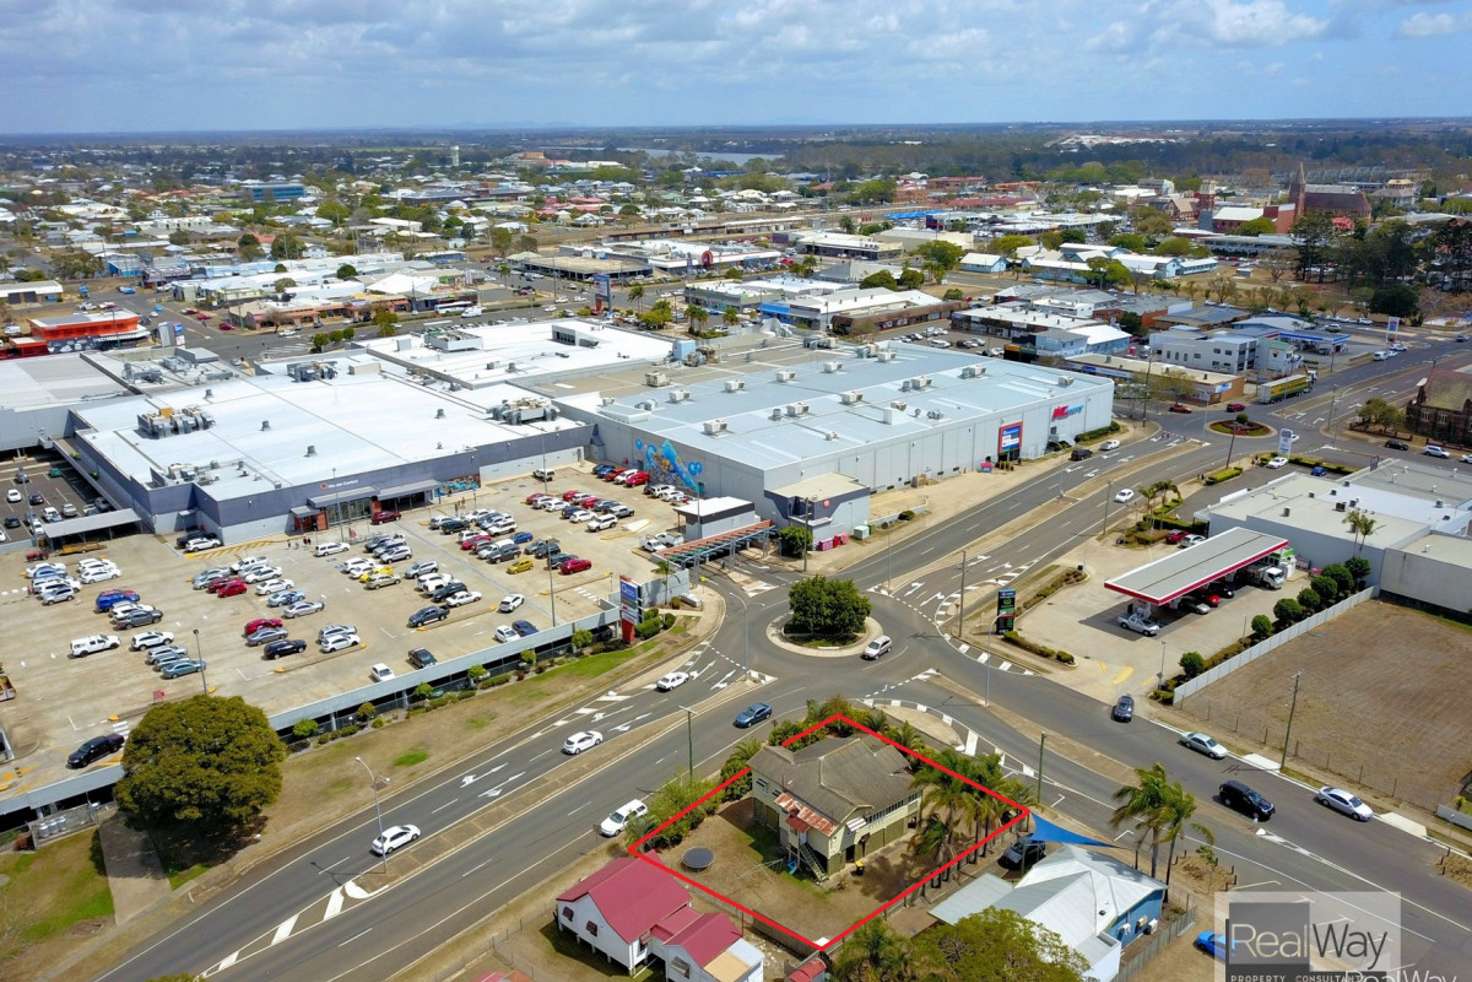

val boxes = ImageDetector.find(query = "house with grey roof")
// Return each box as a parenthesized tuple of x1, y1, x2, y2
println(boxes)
(748, 736, 920, 879)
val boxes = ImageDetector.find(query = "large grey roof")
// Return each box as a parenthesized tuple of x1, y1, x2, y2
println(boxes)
(1105, 526, 1288, 605)
(750, 736, 913, 825)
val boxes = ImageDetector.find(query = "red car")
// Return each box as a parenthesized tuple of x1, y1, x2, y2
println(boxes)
(1169, 402, 1193, 414)
(217, 580, 248, 598)
(622, 470, 649, 487)
(575, 493, 600, 508)
(559, 557, 592, 574)
(244, 617, 283, 636)
(460, 533, 492, 551)
(1225, 402, 1247, 413)
(601, 469, 625, 482)
(207, 576, 242, 594)
(524, 492, 545, 505)
(371, 509, 401, 525)
(561, 489, 584, 502)
(1165, 530, 1187, 545)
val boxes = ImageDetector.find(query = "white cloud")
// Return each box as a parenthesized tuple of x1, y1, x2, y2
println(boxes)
(1397, 9, 1472, 35)
(1191, 0, 1328, 46)
(1085, 21, 1136, 51)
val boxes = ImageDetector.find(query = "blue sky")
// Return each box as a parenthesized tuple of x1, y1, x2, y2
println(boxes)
(2, 0, 1470, 133)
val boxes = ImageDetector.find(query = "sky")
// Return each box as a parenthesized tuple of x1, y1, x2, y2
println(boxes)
(2, 0, 1471, 133)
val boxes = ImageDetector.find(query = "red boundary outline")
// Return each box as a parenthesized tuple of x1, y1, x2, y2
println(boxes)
(626, 712, 1031, 952)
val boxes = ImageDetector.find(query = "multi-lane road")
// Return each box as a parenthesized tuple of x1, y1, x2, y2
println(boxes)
(97, 330, 1472, 980)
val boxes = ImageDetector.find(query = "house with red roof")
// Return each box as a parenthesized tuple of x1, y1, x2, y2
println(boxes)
(555, 858, 764, 978)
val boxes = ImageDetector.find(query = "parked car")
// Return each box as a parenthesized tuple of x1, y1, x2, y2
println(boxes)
(70, 634, 120, 658)
(599, 799, 649, 837)
(95, 589, 140, 612)
(1384, 439, 1410, 451)
(146, 645, 190, 667)
(431, 582, 467, 603)
(365, 573, 401, 591)
(1315, 786, 1373, 821)
(370, 824, 420, 856)
(284, 599, 325, 619)
(1179, 534, 1205, 549)
(263, 639, 308, 660)
(1111, 695, 1134, 722)
(734, 703, 773, 728)
(1266, 456, 1288, 469)
(183, 536, 221, 553)
(445, 590, 482, 608)
(1180, 732, 1228, 759)
(562, 730, 603, 755)
(161, 659, 205, 680)
(320, 633, 361, 653)
(217, 580, 248, 598)
(245, 626, 289, 647)
(408, 605, 449, 628)
(494, 625, 517, 643)
(1424, 444, 1450, 459)
(560, 557, 592, 574)
(314, 541, 349, 557)
(118, 607, 164, 626)
(371, 509, 401, 525)
(406, 560, 438, 579)
(1219, 780, 1275, 821)
(129, 630, 174, 652)
(1194, 931, 1233, 961)
(498, 593, 525, 613)
(999, 837, 1047, 870)
(407, 648, 437, 669)
(512, 619, 537, 637)
(369, 663, 395, 682)
(67, 733, 126, 769)
(507, 557, 534, 574)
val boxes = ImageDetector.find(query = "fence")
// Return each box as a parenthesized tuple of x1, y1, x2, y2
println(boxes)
(1174, 587, 1376, 703)
(28, 799, 115, 845)
(1116, 901, 1196, 982)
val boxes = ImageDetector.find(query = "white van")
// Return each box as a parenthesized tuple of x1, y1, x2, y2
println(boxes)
(862, 635, 893, 661)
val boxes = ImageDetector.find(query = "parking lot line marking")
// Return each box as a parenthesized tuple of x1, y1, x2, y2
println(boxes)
(1111, 666, 1134, 686)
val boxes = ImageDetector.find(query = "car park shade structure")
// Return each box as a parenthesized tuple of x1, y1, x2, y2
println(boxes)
(1104, 527, 1288, 607)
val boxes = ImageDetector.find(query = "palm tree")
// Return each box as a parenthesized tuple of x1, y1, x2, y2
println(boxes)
(1343, 509, 1379, 554)
(722, 306, 740, 331)
(1111, 763, 1170, 877)
(910, 749, 974, 880)
(1156, 779, 1197, 899)
(628, 284, 645, 313)
(688, 305, 709, 335)
(886, 720, 928, 766)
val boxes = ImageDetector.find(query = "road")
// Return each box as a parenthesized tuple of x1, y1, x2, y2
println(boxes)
(98, 333, 1472, 980)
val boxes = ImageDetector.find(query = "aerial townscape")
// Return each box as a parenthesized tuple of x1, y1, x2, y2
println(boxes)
(2, 4, 1472, 982)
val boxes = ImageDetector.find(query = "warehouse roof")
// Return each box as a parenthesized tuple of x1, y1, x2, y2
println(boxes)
(0, 353, 130, 409)
(1105, 527, 1288, 605)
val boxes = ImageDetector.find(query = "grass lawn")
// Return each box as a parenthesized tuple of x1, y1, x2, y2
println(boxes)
(167, 863, 208, 890)
(0, 831, 115, 964)
(393, 748, 429, 768)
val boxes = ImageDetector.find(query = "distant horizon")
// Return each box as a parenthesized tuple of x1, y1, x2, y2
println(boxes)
(5, 1, 1471, 134)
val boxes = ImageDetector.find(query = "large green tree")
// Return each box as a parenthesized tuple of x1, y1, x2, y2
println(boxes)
(1292, 211, 1337, 282)
(116, 695, 286, 839)
(831, 909, 1086, 982)
(787, 576, 870, 639)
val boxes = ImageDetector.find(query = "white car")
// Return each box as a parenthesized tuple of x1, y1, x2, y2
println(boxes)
(1179, 731, 1228, 760)
(26, 562, 66, 579)
(1315, 786, 1374, 822)
(130, 630, 175, 652)
(494, 625, 518, 644)
(369, 823, 420, 855)
(77, 558, 117, 573)
(1179, 534, 1205, 549)
(445, 590, 482, 608)
(183, 536, 221, 553)
(320, 633, 361, 653)
(1113, 488, 1136, 504)
(70, 634, 120, 658)
(498, 593, 525, 613)
(1423, 445, 1450, 459)
(254, 578, 293, 596)
(562, 730, 604, 755)
(1098, 439, 1121, 452)
(1266, 456, 1288, 469)
(231, 555, 269, 573)
(586, 515, 616, 532)
(369, 662, 396, 682)
(568, 509, 594, 523)
(5, 489, 18, 503)
(655, 671, 690, 692)
(315, 541, 349, 557)
(417, 574, 449, 594)
(341, 559, 375, 576)
(599, 799, 649, 837)
(242, 566, 282, 584)
(317, 623, 355, 641)
(284, 599, 325, 618)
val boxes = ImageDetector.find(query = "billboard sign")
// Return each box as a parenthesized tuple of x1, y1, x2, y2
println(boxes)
(998, 421, 1023, 457)
(1278, 428, 1295, 455)
(619, 575, 641, 626)
(995, 588, 1017, 633)
(1385, 316, 1399, 344)
(593, 273, 612, 314)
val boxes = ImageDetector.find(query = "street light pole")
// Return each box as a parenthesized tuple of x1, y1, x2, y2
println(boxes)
(954, 549, 967, 641)
(1035, 733, 1047, 804)
(193, 628, 207, 695)
(1279, 672, 1302, 769)
(679, 707, 694, 779)
(1157, 639, 1167, 692)
(355, 756, 388, 872)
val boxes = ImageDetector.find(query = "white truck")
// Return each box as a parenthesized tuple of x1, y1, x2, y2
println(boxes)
(1245, 563, 1286, 590)
(1118, 610, 1161, 636)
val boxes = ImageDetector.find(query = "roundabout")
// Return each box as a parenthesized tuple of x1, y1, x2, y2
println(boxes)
(764, 614, 886, 658)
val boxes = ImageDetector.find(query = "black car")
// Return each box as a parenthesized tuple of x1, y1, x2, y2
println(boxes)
(2, 516, 19, 529)
(262, 638, 307, 660)
(1111, 695, 1134, 722)
(67, 733, 125, 769)
(1070, 447, 1094, 461)
(408, 605, 449, 628)
(512, 619, 538, 637)
(543, 550, 567, 568)
(733, 703, 772, 728)
(1219, 780, 1275, 821)
(528, 539, 560, 558)
(1384, 439, 1410, 451)
(407, 647, 437, 669)
(438, 518, 469, 534)
(29, 492, 44, 506)
(999, 837, 1047, 870)
(431, 581, 467, 603)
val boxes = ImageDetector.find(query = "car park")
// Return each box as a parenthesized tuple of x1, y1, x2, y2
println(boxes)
(599, 799, 648, 837)
(445, 590, 481, 608)
(320, 633, 361, 653)
(70, 634, 120, 658)
(1315, 786, 1373, 821)
(369, 663, 395, 682)
(263, 639, 308, 660)
(67, 733, 126, 769)
(656, 671, 690, 691)
(408, 605, 448, 628)
(734, 703, 772, 728)
(161, 659, 205, 680)
(1180, 732, 1228, 759)
(1218, 780, 1274, 821)
(562, 730, 603, 755)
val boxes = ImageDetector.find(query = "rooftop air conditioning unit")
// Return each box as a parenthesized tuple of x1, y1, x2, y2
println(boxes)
(960, 365, 986, 379)
(702, 418, 728, 435)
(770, 408, 783, 420)
(890, 400, 908, 412)
(839, 390, 863, 405)
(824, 430, 839, 441)
(306, 445, 317, 456)
(927, 410, 944, 419)
(785, 401, 809, 416)
(855, 345, 875, 358)
(822, 361, 841, 373)
(911, 375, 932, 389)
(667, 389, 690, 403)
(645, 370, 668, 387)
(876, 350, 897, 362)
(261, 419, 270, 431)
(636, 399, 657, 411)
(599, 396, 615, 407)
(435, 407, 446, 418)
(723, 379, 746, 392)
(775, 369, 796, 382)
(1057, 376, 1074, 386)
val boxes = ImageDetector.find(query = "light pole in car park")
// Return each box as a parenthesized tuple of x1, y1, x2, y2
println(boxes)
(193, 628, 208, 695)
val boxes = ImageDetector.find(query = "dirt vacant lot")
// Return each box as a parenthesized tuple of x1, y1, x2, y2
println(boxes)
(1180, 602, 1472, 810)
